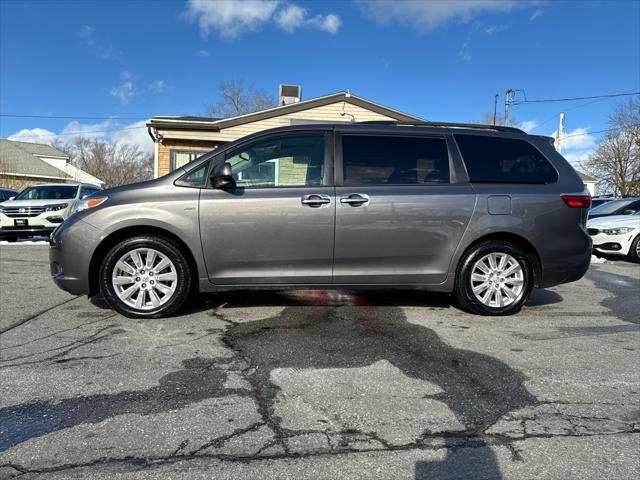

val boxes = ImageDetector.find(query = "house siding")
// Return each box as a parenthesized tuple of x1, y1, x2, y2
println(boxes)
(157, 139, 223, 177)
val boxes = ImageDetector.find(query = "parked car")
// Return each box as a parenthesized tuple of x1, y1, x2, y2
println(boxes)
(588, 212, 640, 263)
(590, 197, 615, 209)
(588, 197, 640, 219)
(0, 187, 18, 201)
(50, 122, 592, 318)
(0, 183, 102, 241)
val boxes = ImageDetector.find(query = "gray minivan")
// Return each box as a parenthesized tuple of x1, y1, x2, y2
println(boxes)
(49, 122, 592, 318)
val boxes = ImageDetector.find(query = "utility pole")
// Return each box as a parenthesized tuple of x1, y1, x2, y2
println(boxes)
(504, 89, 513, 126)
(556, 112, 565, 154)
(492, 93, 499, 125)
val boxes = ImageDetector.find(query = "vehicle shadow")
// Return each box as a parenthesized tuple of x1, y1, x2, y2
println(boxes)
(179, 286, 563, 316)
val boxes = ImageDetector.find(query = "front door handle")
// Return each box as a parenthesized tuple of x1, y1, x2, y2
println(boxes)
(340, 193, 370, 206)
(301, 194, 331, 207)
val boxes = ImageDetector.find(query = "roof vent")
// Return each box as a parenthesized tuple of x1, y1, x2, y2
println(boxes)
(279, 84, 301, 106)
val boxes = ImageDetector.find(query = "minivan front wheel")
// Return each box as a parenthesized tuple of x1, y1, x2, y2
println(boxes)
(455, 240, 533, 316)
(99, 235, 192, 318)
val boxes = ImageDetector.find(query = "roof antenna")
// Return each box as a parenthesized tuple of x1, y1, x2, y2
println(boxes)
(340, 90, 355, 122)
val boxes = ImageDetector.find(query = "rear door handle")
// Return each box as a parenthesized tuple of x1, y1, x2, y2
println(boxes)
(340, 193, 370, 206)
(301, 194, 331, 207)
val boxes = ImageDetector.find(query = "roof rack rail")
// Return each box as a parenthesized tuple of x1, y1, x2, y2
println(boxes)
(356, 120, 525, 134)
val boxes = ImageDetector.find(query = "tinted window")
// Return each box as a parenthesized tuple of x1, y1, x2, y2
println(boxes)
(176, 161, 209, 188)
(342, 136, 449, 186)
(455, 135, 558, 184)
(15, 185, 78, 200)
(80, 186, 100, 198)
(225, 134, 325, 188)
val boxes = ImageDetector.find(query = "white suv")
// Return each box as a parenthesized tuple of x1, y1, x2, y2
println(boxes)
(0, 183, 102, 241)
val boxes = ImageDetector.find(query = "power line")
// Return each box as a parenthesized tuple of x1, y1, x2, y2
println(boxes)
(0, 114, 150, 120)
(512, 90, 639, 105)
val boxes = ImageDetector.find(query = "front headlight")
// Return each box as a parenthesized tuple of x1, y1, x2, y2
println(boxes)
(44, 203, 68, 212)
(601, 227, 635, 235)
(75, 196, 109, 213)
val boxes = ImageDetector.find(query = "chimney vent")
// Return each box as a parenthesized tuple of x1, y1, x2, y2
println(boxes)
(279, 84, 301, 106)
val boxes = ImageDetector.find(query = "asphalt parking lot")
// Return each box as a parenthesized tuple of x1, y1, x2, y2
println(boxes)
(0, 245, 639, 479)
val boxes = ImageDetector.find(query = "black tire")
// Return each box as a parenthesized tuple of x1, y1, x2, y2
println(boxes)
(3, 236, 18, 243)
(628, 235, 640, 263)
(454, 240, 534, 316)
(99, 235, 192, 318)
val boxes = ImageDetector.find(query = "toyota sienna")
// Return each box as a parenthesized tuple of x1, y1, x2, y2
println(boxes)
(49, 122, 592, 317)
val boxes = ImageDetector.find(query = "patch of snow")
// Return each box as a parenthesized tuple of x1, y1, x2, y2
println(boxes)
(0, 236, 49, 246)
(590, 255, 606, 264)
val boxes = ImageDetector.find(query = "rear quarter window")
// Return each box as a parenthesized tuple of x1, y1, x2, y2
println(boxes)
(455, 134, 558, 184)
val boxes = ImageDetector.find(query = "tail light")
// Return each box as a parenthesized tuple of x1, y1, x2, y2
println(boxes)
(561, 194, 592, 208)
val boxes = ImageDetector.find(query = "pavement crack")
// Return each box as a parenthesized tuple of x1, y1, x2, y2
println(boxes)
(0, 296, 79, 335)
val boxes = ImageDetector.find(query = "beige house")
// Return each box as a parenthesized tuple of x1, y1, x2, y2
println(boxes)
(146, 91, 425, 178)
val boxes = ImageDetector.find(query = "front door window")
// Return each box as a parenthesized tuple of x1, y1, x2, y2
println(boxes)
(225, 134, 326, 188)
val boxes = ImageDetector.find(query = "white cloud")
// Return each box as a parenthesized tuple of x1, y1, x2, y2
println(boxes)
(530, 8, 544, 21)
(562, 151, 592, 168)
(483, 24, 508, 34)
(458, 39, 471, 61)
(7, 120, 152, 153)
(110, 71, 135, 105)
(147, 80, 167, 94)
(549, 127, 597, 167)
(307, 13, 341, 34)
(184, 0, 341, 38)
(185, 0, 280, 38)
(111, 121, 154, 153)
(274, 3, 306, 32)
(359, 0, 532, 33)
(7, 128, 57, 143)
(76, 24, 120, 60)
(550, 127, 596, 151)
(275, 4, 341, 33)
(519, 120, 538, 133)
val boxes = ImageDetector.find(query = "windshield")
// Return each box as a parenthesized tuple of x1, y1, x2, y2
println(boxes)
(14, 185, 78, 200)
(589, 199, 635, 214)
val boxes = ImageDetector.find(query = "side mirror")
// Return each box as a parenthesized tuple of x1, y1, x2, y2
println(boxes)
(622, 209, 636, 215)
(210, 162, 236, 189)
(8, 196, 15, 201)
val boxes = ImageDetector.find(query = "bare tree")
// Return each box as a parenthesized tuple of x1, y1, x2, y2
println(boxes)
(583, 99, 640, 196)
(205, 79, 276, 118)
(470, 113, 521, 127)
(65, 137, 153, 188)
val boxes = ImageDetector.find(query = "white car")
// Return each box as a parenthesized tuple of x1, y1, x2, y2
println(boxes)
(588, 212, 640, 263)
(0, 183, 102, 242)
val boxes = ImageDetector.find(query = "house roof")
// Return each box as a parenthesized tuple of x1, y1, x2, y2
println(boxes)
(147, 92, 426, 131)
(576, 171, 596, 182)
(0, 139, 71, 179)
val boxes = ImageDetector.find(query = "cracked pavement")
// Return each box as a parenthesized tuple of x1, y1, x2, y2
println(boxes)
(0, 246, 639, 479)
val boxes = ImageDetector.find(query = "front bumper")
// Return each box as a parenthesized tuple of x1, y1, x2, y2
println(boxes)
(49, 217, 106, 295)
(0, 212, 66, 238)
(590, 232, 633, 256)
(0, 226, 56, 238)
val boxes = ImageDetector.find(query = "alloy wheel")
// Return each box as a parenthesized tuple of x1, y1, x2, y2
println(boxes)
(111, 248, 178, 310)
(469, 252, 525, 308)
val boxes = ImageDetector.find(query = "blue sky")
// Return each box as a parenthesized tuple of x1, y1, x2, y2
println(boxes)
(1, 0, 638, 167)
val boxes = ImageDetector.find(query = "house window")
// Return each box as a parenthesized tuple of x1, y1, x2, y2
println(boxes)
(170, 150, 208, 171)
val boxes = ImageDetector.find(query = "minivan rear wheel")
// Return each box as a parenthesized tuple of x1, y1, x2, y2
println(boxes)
(455, 240, 533, 316)
(99, 235, 192, 318)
